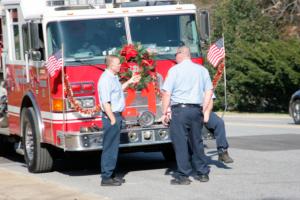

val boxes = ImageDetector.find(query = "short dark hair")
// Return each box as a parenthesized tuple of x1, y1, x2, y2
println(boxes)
(105, 55, 119, 67)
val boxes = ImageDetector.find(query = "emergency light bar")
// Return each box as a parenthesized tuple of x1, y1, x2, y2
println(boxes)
(120, 0, 176, 7)
(46, 0, 176, 7)
(46, 0, 109, 6)
(65, 0, 105, 5)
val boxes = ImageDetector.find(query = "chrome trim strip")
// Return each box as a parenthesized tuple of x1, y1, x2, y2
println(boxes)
(57, 125, 170, 151)
(41, 111, 102, 120)
(43, 118, 102, 124)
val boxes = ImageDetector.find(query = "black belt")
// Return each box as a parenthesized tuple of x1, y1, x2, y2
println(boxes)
(103, 112, 122, 116)
(171, 103, 202, 109)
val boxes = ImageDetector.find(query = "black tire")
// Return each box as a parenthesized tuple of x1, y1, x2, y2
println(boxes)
(291, 100, 300, 124)
(22, 107, 53, 173)
(161, 144, 176, 161)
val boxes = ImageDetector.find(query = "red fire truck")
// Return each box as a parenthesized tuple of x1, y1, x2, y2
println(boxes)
(0, 0, 209, 173)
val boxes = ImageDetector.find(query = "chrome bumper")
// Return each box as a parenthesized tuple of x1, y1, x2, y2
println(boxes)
(56, 125, 171, 151)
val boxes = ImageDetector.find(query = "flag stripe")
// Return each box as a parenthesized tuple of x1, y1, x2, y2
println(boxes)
(207, 38, 225, 68)
(46, 50, 63, 77)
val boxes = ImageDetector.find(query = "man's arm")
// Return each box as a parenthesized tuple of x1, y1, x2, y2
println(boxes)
(162, 91, 171, 115)
(202, 68, 213, 114)
(202, 89, 213, 114)
(161, 68, 175, 126)
(161, 91, 171, 126)
(204, 98, 213, 123)
(122, 74, 141, 91)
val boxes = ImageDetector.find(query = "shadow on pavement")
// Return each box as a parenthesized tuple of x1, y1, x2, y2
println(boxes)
(0, 149, 24, 165)
(54, 151, 174, 177)
(228, 133, 300, 151)
(1, 142, 232, 178)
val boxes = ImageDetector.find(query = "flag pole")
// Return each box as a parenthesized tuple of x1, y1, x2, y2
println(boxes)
(61, 43, 66, 134)
(221, 34, 227, 118)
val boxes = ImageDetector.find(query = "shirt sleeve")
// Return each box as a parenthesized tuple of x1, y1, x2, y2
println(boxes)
(162, 68, 176, 93)
(98, 77, 112, 104)
(203, 69, 213, 92)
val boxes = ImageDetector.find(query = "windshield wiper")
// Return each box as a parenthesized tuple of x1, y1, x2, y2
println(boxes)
(65, 57, 105, 71)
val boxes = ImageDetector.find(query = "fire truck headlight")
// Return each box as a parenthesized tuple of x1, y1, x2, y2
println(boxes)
(66, 97, 95, 111)
(80, 97, 95, 108)
(128, 131, 139, 142)
(158, 130, 168, 140)
(138, 111, 155, 127)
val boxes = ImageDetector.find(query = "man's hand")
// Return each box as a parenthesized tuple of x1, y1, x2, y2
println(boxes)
(162, 91, 171, 126)
(122, 74, 141, 90)
(129, 74, 141, 84)
(110, 117, 116, 125)
(203, 112, 209, 123)
(161, 114, 170, 126)
(103, 102, 116, 126)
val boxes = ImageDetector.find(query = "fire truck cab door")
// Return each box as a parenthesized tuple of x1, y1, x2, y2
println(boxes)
(23, 22, 46, 102)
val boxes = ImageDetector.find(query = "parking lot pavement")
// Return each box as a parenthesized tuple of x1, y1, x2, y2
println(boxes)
(0, 113, 300, 200)
(0, 167, 108, 200)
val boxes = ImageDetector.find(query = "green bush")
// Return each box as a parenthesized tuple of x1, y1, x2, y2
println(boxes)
(210, 0, 300, 112)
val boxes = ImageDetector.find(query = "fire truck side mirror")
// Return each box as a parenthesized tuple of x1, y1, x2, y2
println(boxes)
(31, 50, 42, 61)
(30, 23, 40, 49)
(198, 10, 210, 43)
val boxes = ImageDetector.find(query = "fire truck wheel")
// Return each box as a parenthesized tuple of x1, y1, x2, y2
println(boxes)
(161, 144, 176, 162)
(22, 107, 54, 173)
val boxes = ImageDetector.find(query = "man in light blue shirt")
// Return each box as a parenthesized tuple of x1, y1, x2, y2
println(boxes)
(98, 67, 125, 113)
(162, 58, 212, 106)
(162, 46, 213, 185)
(98, 55, 140, 186)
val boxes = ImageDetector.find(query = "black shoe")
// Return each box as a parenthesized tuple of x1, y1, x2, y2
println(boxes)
(113, 176, 126, 183)
(218, 150, 234, 163)
(194, 174, 209, 182)
(170, 176, 191, 185)
(101, 178, 122, 186)
(111, 174, 125, 183)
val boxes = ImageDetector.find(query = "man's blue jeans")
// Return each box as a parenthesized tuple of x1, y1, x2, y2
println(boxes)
(101, 113, 122, 179)
(205, 112, 229, 153)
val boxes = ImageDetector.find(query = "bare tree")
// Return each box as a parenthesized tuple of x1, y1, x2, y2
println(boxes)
(260, 0, 300, 24)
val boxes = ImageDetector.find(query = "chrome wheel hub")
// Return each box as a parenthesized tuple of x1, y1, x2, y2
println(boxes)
(293, 103, 300, 120)
(25, 123, 34, 162)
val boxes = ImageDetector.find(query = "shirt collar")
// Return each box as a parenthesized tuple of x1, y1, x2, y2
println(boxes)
(179, 59, 192, 65)
(105, 69, 118, 78)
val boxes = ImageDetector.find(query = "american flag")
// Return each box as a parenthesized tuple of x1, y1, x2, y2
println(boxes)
(46, 50, 63, 77)
(207, 38, 225, 68)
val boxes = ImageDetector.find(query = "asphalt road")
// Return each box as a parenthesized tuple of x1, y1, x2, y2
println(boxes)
(1, 113, 300, 200)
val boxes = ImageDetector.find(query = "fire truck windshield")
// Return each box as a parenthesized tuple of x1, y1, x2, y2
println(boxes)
(129, 14, 201, 59)
(46, 18, 127, 65)
(46, 14, 200, 65)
